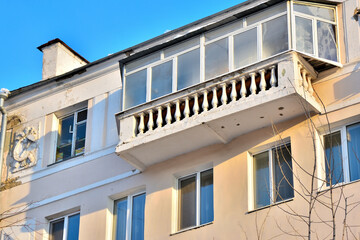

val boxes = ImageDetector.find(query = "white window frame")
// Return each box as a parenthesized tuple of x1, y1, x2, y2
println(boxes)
(176, 167, 213, 232)
(55, 108, 87, 163)
(113, 191, 146, 240)
(248, 142, 293, 211)
(49, 212, 80, 240)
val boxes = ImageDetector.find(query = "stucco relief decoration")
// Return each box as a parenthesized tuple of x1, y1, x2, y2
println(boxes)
(11, 127, 38, 171)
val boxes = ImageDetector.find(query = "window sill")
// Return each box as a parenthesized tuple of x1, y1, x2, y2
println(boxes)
(170, 222, 213, 236)
(47, 153, 84, 167)
(318, 178, 360, 193)
(247, 198, 294, 214)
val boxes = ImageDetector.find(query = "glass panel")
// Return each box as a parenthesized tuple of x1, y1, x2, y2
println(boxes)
(151, 61, 172, 100)
(262, 15, 288, 59)
(125, 69, 147, 109)
(164, 38, 199, 58)
(177, 48, 200, 90)
(50, 219, 64, 240)
(294, 3, 335, 22)
(295, 17, 314, 54)
(254, 151, 270, 208)
(246, 2, 287, 26)
(75, 122, 86, 155)
(317, 21, 337, 62)
(126, 52, 160, 73)
(77, 109, 87, 123)
(205, 38, 229, 80)
(179, 175, 196, 230)
(347, 124, 360, 182)
(56, 115, 74, 162)
(273, 145, 294, 202)
(114, 198, 128, 240)
(200, 169, 214, 225)
(205, 20, 242, 41)
(67, 214, 80, 240)
(234, 28, 257, 69)
(131, 193, 145, 240)
(324, 132, 344, 186)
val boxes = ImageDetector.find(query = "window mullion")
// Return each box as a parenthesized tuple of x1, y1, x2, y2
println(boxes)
(196, 172, 201, 226)
(289, 0, 295, 50)
(146, 68, 152, 101)
(200, 34, 205, 83)
(228, 35, 234, 72)
(172, 57, 178, 92)
(269, 149, 275, 204)
(341, 126, 350, 182)
(312, 19, 318, 57)
(126, 196, 132, 240)
(63, 216, 69, 240)
(71, 113, 77, 157)
(257, 24, 262, 61)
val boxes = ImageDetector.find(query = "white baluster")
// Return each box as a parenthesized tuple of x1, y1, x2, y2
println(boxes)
(221, 83, 227, 105)
(148, 109, 154, 131)
(193, 94, 199, 115)
(212, 87, 218, 108)
(202, 90, 209, 112)
(184, 97, 190, 118)
(175, 100, 181, 121)
(156, 107, 163, 128)
(298, 64, 303, 87)
(250, 72, 257, 95)
(301, 69, 308, 90)
(270, 66, 277, 88)
(307, 76, 314, 95)
(259, 69, 266, 92)
(138, 112, 145, 134)
(240, 76, 246, 98)
(231, 80, 237, 102)
(166, 103, 172, 125)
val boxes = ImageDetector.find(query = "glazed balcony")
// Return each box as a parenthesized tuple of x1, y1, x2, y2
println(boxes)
(115, 52, 321, 170)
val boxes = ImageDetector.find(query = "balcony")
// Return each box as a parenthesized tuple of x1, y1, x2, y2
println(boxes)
(115, 52, 321, 170)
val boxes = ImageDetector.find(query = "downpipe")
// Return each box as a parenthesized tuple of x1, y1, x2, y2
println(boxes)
(0, 89, 10, 183)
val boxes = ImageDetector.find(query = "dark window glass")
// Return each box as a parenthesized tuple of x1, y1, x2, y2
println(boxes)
(131, 193, 145, 240)
(77, 109, 87, 122)
(347, 124, 360, 182)
(114, 198, 128, 240)
(67, 214, 80, 240)
(50, 219, 64, 240)
(125, 70, 147, 109)
(254, 151, 270, 208)
(56, 115, 74, 162)
(234, 28, 257, 69)
(317, 21, 337, 62)
(324, 132, 344, 185)
(151, 61, 172, 100)
(273, 145, 294, 201)
(177, 49, 200, 90)
(179, 175, 196, 230)
(75, 122, 86, 155)
(205, 38, 229, 79)
(262, 15, 288, 59)
(200, 169, 214, 225)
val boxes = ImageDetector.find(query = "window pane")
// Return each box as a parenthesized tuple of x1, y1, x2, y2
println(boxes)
(126, 53, 160, 73)
(50, 219, 64, 240)
(151, 61, 172, 100)
(234, 28, 257, 69)
(131, 193, 145, 240)
(317, 21, 337, 62)
(125, 69, 147, 109)
(294, 3, 335, 22)
(295, 17, 314, 54)
(200, 169, 214, 225)
(347, 124, 360, 182)
(75, 122, 86, 155)
(205, 19, 242, 41)
(324, 132, 344, 186)
(77, 109, 87, 123)
(262, 15, 288, 59)
(56, 115, 74, 162)
(273, 145, 294, 202)
(177, 49, 200, 90)
(205, 38, 229, 80)
(254, 151, 270, 208)
(67, 214, 80, 240)
(164, 38, 199, 58)
(114, 198, 128, 240)
(179, 175, 196, 230)
(247, 2, 287, 26)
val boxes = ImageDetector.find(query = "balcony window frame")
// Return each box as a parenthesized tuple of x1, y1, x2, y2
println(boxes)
(248, 142, 294, 210)
(49, 212, 80, 240)
(113, 192, 146, 240)
(55, 108, 87, 163)
(176, 168, 214, 232)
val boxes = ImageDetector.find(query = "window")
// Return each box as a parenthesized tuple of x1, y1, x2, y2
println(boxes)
(323, 122, 360, 186)
(177, 169, 213, 231)
(56, 109, 87, 162)
(49, 213, 80, 240)
(251, 144, 293, 209)
(113, 193, 146, 240)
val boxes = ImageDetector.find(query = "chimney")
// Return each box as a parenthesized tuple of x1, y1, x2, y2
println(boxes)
(37, 38, 89, 80)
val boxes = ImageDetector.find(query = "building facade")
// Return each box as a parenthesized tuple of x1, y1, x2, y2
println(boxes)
(1, 0, 360, 239)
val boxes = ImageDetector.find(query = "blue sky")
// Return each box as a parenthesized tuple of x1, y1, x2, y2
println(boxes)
(0, 0, 243, 91)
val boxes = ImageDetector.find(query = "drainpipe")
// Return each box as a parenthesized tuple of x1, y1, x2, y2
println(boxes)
(0, 88, 10, 183)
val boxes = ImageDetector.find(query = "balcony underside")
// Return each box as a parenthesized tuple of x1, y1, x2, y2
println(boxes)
(117, 89, 319, 171)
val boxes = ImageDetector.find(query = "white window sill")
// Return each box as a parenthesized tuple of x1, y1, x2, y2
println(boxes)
(318, 178, 360, 193)
(247, 198, 294, 214)
(170, 222, 213, 236)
